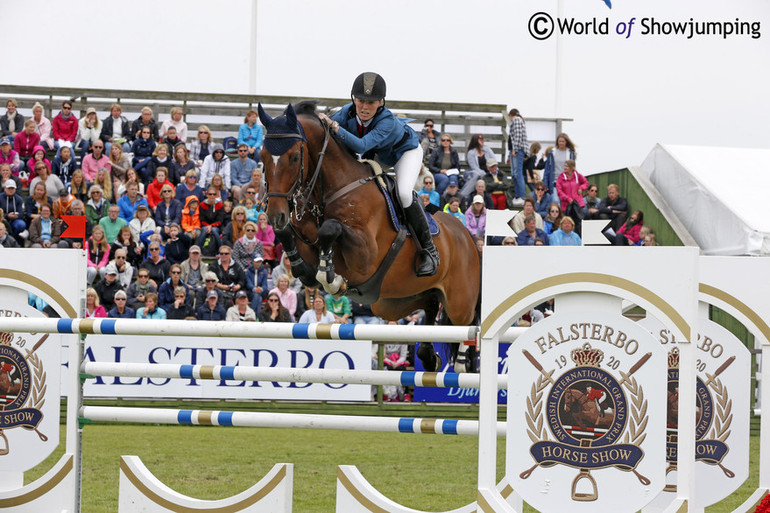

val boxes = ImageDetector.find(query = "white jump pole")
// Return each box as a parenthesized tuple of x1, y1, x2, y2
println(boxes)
(80, 406, 507, 437)
(82, 362, 508, 390)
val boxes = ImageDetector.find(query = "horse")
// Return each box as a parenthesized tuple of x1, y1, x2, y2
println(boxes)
(562, 388, 614, 430)
(257, 102, 480, 371)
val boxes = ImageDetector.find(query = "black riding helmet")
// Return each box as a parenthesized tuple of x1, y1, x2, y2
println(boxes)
(351, 72, 386, 102)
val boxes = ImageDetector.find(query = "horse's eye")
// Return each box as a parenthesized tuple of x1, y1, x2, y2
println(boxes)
(290, 153, 300, 164)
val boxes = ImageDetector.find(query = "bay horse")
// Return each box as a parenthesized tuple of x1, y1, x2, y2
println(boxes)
(562, 388, 614, 430)
(258, 102, 480, 371)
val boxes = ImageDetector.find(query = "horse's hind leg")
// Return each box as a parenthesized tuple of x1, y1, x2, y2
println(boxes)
(415, 294, 444, 373)
(316, 219, 345, 294)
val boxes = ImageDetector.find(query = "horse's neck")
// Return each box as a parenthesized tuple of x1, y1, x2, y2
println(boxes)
(318, 138, 371, 191)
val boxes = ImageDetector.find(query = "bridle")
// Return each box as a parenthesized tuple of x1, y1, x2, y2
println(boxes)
(263, 120, 332, 223)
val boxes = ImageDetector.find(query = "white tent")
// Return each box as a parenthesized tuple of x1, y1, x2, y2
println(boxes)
(640, 144, 770, 256)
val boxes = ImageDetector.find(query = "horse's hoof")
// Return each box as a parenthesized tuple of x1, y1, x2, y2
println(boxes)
(417, 343, 442, 372)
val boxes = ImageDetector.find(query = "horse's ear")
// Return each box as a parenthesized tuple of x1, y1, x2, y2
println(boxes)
(285, 103, 298, 130)
(257, 104, 273, 127)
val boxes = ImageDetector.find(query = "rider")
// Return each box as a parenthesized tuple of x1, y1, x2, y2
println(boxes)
(318, 72, 439, 277)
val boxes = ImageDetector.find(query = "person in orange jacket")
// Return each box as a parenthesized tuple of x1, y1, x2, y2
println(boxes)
(180, 195, 201, 241)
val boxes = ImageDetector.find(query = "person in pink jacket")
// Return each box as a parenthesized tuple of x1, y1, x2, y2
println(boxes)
(81, 140, 110, 182)
(555, 159, 588, 212)
(52, 101, 78, 157)
(614, 210, 644, 246)
(31, 102, 54, 151)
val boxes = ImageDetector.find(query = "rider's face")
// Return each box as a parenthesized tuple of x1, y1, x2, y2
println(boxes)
(353, 98, 382, 122)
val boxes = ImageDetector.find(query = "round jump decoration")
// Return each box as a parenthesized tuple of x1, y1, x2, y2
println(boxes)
(507, 311, 667, 513)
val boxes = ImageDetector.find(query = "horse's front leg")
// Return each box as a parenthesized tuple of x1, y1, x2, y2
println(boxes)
(316, 219, 345, 294)
(275, 226, 321, 288)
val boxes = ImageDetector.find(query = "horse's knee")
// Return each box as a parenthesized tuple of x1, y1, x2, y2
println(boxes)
(318, 220, 343, 250)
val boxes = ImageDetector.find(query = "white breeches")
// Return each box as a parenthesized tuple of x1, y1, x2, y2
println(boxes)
(393, 145, 424, 207)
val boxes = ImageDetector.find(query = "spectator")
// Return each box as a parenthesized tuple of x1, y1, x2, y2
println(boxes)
(68, 170, 89, 203)
(160, 126, 183, 152)
(107, 144, 131, 190)
(516, 214, 550, 246)
(0, 138, 21, 175)
(159, 106, 188, 141)
(220, 205, 247, 248)
(462, 134, 495, 197)
(502, 236, 517, 246)
(15, 119, 41, 164)
(80, 139, 109, 183)
(270, 253, 303, 295)
(350, 301, 383, 325)
(166, 285, 195, 320)
(226, 290, 257, 321)
(129, 204, 156, 247)
(583, 183, 602, 220)
(209, 173, 228, 203)
(523, 142, 546, 193)
(78, 108, 103, 158)
(543, 133, 577, 195)
(85, 288, 107, 318)
(52, 101, 78, 158)
(199, 145, 230, 190)
(418, 119, 441, 164)
(51, 146, 78, 185)
(237, 110, 263, 163)
(198, 186, 225, 245)
(428, 134, 462, 199)
(130, 126, 156, 184)
(141, 241, 171, 286)
(325, 293, 351, 324)
(61, 199, 91, 249)
(104, 247, 134, 288)
(31, 102, 54, 151)
(464, 194, 487, 241)
(417, 176, 440, 207)
(107, 290, 135, 319)
(127, 268, 156, 310)
(118, 181, 149, 223)
(131, 106, 158, 141)
(136, 292, 166, 320)
(543, 203, 564, 235)
(531, 181, 553, 218)
(0, 221, 19, 248)
(269, 274, 297, 321)
(510, 197, 544, 233)
(190, 125, 214, 168)
(85, 185, 110, 225)
(254, 212, 277, 266)
(163, 223, 191, 264)
(154, 183, 183, 238)
(158, 263, 188, 311)
(176, 170, 205, 205)
(0, 163, 21, 191)
(29, 162, 64, 199)
(298, 295, 335, 323)
(1, 99, 24, 145)
(180, 195, 202, 242)
(483, 158, 513, 210)
(443, 196, 465, 225)
(209, 246, 246, 306)
(52, 188, 75, 219)
(99, 204, 128, 244)
(246, 255, 268, 315)
(0, 179, 26, 241)
(94, 264, 121, 311)
(197, 290, 227, 320)
(464, 179, 494, 212)
(145, 143, 173, 187)
(170, 144, 195, 185)
(549, 216, 582, 246)
(180, 245, 208, 296)
(195, 271, 223, 309)
(614, 210, 644, 246)
(24, 181, 51, 226)
(115, 168, 143, 198)
(111, 225, 143, 268)
(243, 168, 267, 210)
(258, 291, 292, 323)
(555, 159, 588, 216)
(85, 225, 111, 284)
(232, 220, 263, 270)
(100, 103, 131, 154)
(506, 109, 528, 207)
(642, 232, 658, 247)
(25, 145, 51, 182)
(230, 144, 259, 201)
(146, 167, 174, 210)
(596, 184, 628, 232)
(29, 204, 67, 248)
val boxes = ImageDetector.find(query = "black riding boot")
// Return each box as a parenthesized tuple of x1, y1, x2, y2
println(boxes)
(404, 200, 439, 277)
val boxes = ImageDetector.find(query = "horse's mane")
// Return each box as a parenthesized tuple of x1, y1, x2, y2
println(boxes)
(295, 100, 358, 160)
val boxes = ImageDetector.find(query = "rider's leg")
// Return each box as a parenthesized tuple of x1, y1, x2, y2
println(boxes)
(395, 146, 439, 277)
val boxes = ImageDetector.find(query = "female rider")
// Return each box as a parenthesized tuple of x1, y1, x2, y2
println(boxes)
(318, 72, 438, 277)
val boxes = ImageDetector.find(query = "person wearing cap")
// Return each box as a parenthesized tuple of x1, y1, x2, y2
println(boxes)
(0, 137, 21, 174)
(198, 144, 231, 190)
(246, 254, 268, 315)
(428, 133, 461, 197)
(52, 101, 78, 158)
(29, 203, 67, 248)
(136, 292, 167, 320)
(94, 262, 123, 311)
(226, 290, 257, 322)
(465, 194, 488, 241)
(129, 203, 156, 246)
(107, 290, 135, 319)
(78, 107, 103, 158)
(237, 110, 263, 164)
(439, 176, 461, 210)
(0, 178, 25, 241)
(316, 72, 439, 277)
(52, 188, 76, 219)
(180, 244, 208, 294)
(197, 289, 227, 321)
(483, 158, 514, 210)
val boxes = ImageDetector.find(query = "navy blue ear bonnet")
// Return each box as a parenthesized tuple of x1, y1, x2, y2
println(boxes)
(258, 103, 307, 156)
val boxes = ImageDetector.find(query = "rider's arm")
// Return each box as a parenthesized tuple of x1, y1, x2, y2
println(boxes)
(333, 114, 396, 156)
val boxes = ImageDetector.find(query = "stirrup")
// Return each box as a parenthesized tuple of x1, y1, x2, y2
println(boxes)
(415, 249, 438, 277)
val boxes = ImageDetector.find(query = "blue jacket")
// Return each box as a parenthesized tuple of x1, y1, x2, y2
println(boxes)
(154, 199, 183, 229)
(0, 192, 25, 218)
(131, 138, 156, 164)
(549, 228, 582, 246)
(51, 154, 79, 183)
(197, 304, 227, 321)
(530, 191, 554, 218)
(517, 227, 550, 246)
(158, 278, 188, 311)
(331, 104, 418, 166)
(136, 306, 167, 319)
(246, 264, 269, 303)
(543, 148, 576, 192)
(117, 195, 149, 223)
(238, 123, 264, 150)
(107, 306, 135, 318)
(230, 157, 258, 187)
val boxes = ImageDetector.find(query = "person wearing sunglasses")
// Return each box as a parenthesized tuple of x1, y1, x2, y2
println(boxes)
(418, 119, 441, 164)
(428, 133, 459, 196)
(52, 101, 78, 159)
(209, 247, 246, 307)
(530, 181, 553, 218)
(107, 290, 135, 319)
(257, 292, 291, 323)
(462, 134, 496, 198)
(230, 143, 259, 202)
(232, 220, 263, 271)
